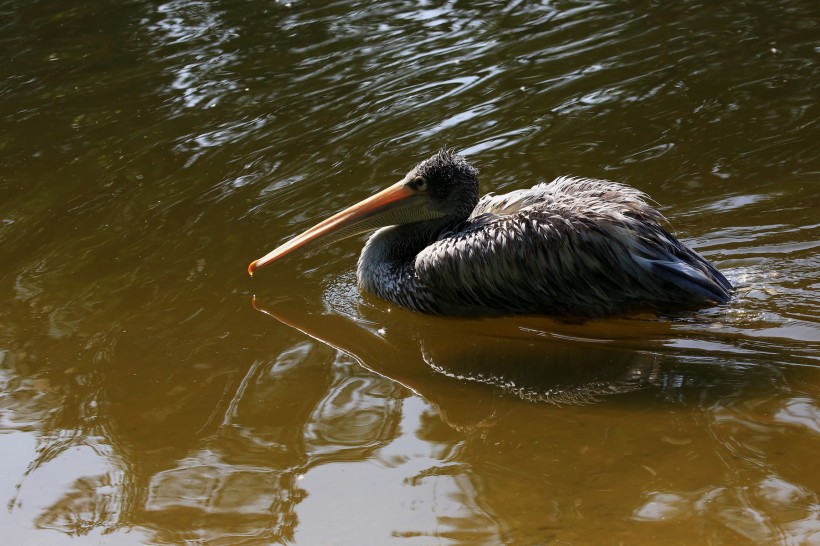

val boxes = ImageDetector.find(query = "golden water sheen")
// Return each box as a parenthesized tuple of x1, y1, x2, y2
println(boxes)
(1, 1, 818, 544)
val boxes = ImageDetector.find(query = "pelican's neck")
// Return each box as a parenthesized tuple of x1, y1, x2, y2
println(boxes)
(356, 218, 452, 311)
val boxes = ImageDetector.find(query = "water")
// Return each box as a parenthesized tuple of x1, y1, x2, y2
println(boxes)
(1, 0, 818, 544)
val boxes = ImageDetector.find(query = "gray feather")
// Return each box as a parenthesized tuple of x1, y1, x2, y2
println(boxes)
(359, 176, 731, 316)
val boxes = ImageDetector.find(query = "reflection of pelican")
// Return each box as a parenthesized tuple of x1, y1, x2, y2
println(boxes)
(251, 296, 659, 413)
(249, 151, 731, 316)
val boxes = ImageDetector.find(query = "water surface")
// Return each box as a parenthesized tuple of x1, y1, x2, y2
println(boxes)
(1, 0, 819, 544)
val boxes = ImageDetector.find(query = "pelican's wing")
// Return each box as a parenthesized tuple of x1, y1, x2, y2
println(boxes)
(415, 178, 731, 316)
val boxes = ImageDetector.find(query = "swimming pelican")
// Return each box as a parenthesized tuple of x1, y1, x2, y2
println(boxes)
(248, 150, 731, 316)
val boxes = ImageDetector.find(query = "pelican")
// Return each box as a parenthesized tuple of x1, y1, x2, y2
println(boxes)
(248, 150, 732, 316)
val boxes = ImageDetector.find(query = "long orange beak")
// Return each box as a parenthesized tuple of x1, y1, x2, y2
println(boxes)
(248, 179, 427, 276)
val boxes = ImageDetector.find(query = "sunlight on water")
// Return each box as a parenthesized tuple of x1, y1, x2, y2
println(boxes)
(0, 0, 818, 544)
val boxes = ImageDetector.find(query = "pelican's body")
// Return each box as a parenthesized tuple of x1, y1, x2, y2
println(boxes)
(250, 151, 731, 317)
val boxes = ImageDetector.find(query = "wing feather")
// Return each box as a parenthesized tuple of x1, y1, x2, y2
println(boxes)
(414, 177, 730, 316)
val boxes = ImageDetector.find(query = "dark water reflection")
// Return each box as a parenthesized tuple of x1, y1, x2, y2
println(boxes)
(1, 0, 819, 544)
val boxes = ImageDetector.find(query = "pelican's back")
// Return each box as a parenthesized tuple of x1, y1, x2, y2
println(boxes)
(414, 177, 732, 316)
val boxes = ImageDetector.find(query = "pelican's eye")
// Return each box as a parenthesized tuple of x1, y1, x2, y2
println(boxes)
(413, 176, 428, 192)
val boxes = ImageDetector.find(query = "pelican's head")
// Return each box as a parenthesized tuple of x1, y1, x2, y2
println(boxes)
(248, 150, 479, 276)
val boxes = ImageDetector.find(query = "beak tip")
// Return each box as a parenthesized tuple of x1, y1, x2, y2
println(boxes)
(247, 261, 257, 276)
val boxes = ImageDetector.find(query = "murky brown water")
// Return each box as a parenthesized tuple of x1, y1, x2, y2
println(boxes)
(2, 1, 819, 544)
